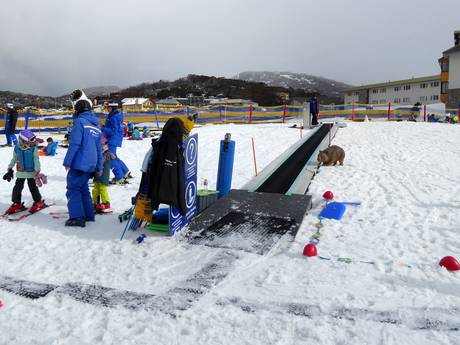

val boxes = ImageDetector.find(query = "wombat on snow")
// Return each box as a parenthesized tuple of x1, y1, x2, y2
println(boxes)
(317, 145, 345, 166)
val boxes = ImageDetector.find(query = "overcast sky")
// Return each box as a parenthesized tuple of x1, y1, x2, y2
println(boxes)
(0, 0, 459, 96)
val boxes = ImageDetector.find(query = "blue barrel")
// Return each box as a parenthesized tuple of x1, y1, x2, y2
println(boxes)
(216, 133, 235, 198)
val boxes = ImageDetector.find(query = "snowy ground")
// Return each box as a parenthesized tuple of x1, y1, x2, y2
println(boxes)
(0, 122, 459, 345)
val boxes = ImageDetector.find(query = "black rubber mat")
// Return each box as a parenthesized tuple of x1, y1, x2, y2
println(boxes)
(0, 251, 238, 316)
(186, 190, 311, 254)
(216, 297, 460, 331)
(187, 211, 297, 255)
(256, 124, 330, 194)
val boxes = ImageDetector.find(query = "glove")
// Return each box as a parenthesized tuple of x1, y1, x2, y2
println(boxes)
(3, 169, 14, 182)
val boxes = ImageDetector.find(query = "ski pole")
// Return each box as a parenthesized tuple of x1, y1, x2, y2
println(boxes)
(120, 207, 134, 241)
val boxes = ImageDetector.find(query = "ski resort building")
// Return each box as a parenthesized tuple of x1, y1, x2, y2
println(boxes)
(121, 98, 155, 112)
(343, 75, 441, 106)
(439, 30, 460, 108)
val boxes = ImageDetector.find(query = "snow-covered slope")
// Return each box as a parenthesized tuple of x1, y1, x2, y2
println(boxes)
(0, 122, 459, 345)
(237, 71, 351, 100)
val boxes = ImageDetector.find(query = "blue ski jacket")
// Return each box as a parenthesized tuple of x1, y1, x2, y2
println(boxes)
(45, 142, 58, 156)
(63, 111, 103, 173)
(310, 98, 319, 114)
(103, 110, 124, 147)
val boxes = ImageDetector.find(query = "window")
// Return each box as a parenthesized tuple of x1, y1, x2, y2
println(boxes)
(379, 99, 386, 104)
(431, 95, 439, 101)
(347, 92, 352, 96)
(394, 98, 401, 103)
(403, 85, 411, 90)
(372, 89, 378, 94)
(441, 82, 449, 94)
(431, 81, 439, 87)
(403, 97, 410, 103)
(441, 59, 449, 72)
(354, 92, 359, 96)
(420, 83, 427, 88)
(420, 96, 428, 101)
(394, 86, 400, 92)
(380, 88, 386, 93)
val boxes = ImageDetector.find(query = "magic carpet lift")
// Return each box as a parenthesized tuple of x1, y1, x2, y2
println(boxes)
(185, 123, 339, 254)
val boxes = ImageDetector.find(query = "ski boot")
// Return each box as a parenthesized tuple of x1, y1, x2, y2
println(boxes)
(99, 202, 113, 213)
(110, 177, 129, 185)
(6, 202, 27, 215)
(94, 203, 103, 213)
(65, 217, 86, 228)
(29, 200, 46, 213)
(124, 171, 133, 179)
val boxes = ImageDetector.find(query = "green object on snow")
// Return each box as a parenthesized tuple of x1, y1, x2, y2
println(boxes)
(145, 223, 169, 233)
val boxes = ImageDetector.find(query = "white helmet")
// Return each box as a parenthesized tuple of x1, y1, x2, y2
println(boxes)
(69, 89, 93, 109)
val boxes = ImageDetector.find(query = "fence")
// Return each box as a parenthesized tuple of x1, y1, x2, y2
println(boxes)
(319, 103, 459, 122)
(0, 102, 458, 133)
(0, 105, 305, 133)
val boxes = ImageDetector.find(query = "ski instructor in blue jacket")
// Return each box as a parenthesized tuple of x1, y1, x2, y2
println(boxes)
(103, 102, 130, 184)
(63, 89, 103, 227)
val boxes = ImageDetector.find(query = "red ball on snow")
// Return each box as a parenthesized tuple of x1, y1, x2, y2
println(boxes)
(0, 299, 3, 309)
(303, 243, 317, 257)
(439, 256, 460, 271)
(322, 191, 334, 201)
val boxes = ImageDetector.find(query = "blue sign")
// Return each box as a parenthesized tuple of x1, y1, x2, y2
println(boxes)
(169, 134, 198, 235)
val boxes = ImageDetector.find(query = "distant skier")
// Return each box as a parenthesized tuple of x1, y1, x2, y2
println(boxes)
(310, 95, 319, 126)
(3, 130, 47, 214)
(4, 103, 18, 147)
(63, 89, 103, 227)
(103, 102, 132, 184)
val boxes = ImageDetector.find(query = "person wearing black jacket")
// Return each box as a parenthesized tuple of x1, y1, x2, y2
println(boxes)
(4, 103, 18, 146)
(147, 117, 186, 215)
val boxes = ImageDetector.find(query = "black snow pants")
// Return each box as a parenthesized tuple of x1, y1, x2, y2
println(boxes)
(12, 178, 41, 204)
(311, 112, 319, 126)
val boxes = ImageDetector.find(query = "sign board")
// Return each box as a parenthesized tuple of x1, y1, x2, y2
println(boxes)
(169, 133, 198, 235)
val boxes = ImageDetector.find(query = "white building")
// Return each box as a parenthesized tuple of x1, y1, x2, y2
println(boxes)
(439, 30, 460, 108)
(343, 75, 441, 106)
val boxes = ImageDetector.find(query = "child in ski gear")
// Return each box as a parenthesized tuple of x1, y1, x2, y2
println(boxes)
(42, 137, 58, 156)
(4, 130, 46, 214)
(63, 89, 103, 227)
(4, 103, 18, 146)
(92, 144, 115, 213)
(128, 128, 142, 140)
(103, 103, 131, 183)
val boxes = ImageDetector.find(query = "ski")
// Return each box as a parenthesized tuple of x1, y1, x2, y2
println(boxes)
(7, 203, 55, 222)
(0, 206, 28, 219)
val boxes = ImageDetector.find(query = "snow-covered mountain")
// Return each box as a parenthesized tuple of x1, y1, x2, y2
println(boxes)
(82, 85, 121, 98)
(237, 71, 351, 100)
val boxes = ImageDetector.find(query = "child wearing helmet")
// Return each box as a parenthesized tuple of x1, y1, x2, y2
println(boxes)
(3, 130, 47, 214)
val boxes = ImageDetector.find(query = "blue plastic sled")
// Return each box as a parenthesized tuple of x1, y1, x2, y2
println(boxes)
(320, 202, 347, 220)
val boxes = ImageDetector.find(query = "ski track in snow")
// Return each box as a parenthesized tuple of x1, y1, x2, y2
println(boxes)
(0, 122, 459, 345)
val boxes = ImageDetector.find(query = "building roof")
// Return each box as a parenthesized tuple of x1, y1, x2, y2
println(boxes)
(156, 98, 181, 105)
(443, 45, 460, 56)
(121, 98, 151, 106)
(343, 75, 441, 92)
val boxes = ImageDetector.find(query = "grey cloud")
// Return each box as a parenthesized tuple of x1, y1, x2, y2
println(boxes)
(0, 0, 459, 96)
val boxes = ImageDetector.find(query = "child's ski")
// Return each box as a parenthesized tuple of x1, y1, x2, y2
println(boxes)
(7, 203, 55, 222)
(1, 205, 28, 219)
